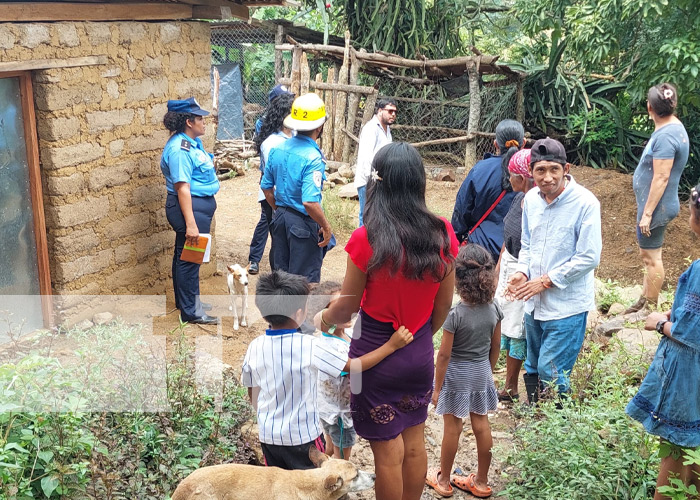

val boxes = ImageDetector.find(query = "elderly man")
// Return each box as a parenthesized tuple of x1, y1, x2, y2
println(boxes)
(353, 98, 397, 226)
(508, 138, 602, 401)
(261, 93, 333, 284)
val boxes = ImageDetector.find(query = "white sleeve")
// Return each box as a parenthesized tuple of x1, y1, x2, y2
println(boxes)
(311, 338, 348, 378)
(241, 342, 255, 387)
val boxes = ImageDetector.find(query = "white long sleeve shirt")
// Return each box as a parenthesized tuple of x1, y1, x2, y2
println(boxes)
(353, 115, 392, 188)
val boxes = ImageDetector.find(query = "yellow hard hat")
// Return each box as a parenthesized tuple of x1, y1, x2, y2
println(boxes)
(283, 93, 327, 131)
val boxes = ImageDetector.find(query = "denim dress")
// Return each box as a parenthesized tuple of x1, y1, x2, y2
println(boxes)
(626, 260, 700, 448)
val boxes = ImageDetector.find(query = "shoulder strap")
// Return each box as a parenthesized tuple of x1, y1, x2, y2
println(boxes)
(468, 190, 507, 237)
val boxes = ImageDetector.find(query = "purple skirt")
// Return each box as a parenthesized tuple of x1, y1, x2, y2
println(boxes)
(349, 310, 434, 441)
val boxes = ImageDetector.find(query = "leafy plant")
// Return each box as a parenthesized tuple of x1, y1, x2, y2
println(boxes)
(657, 447, 700, 500)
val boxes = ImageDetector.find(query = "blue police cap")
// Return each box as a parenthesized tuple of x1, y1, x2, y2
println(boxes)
(166, 97, 210, 116)
(268, 84, 292, 102)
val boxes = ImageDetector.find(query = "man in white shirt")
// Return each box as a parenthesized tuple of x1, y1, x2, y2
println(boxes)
(353, 98, 397, 226)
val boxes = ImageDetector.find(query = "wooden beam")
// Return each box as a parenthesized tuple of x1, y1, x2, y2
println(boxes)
(192, 4, 249, 20)
(0, 56, 107, 73)
(279, 78, 375, 95)
(0, 3, 194, 21)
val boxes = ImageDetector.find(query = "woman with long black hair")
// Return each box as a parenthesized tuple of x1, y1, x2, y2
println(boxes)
(315, 142, 458, 500)
(246, 91, 295, 274)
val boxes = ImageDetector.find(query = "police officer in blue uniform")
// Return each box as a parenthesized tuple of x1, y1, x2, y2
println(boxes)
(261, 93, 333, 283)
(161, 97, 220, 324)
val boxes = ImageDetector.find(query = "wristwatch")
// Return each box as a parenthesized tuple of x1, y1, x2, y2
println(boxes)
(655, 320, 668, 335)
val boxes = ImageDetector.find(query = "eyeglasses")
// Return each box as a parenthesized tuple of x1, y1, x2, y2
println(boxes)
(382, 108, 397, 115)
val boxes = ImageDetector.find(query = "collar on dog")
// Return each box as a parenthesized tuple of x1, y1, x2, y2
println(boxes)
(265, 328, 298, 336)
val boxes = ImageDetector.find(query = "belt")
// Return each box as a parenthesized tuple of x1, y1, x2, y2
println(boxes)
(277, 205, 312, 220)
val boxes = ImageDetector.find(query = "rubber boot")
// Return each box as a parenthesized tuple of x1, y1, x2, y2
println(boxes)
(523, 373, 540, 404)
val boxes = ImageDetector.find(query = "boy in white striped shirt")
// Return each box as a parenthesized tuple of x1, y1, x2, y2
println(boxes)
(242, 271, 412, 469)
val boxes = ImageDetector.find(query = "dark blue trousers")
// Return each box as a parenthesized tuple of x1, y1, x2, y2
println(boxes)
(165, 193, 216, 321)
(247, 199, 274, 268)
(270, 206, 324, 283)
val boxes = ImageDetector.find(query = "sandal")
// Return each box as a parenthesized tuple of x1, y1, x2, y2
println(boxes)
(451, 473, 492, 498)
(498, 391, 519, 402)
(623, 296, 648, 315)
(425, 466, 454, 497)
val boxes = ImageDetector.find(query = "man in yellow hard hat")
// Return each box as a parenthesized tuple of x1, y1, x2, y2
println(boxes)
(261, 93, 333, 283)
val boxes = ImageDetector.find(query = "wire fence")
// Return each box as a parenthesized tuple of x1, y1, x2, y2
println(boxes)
(210, 22, 521, 172)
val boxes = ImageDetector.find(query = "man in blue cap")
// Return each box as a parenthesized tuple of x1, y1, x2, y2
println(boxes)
(161, 96, 220, 325)
(261, 93, 333, 283)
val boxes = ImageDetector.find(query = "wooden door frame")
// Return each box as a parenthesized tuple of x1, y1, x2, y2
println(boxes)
(1, 71, 52, 327)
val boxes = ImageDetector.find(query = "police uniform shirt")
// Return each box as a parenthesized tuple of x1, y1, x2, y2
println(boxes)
(260, 135, 326, 216)
(160, 132, 220, 197)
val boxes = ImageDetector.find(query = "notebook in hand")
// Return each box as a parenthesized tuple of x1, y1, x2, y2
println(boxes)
(180, 234, 209, 264)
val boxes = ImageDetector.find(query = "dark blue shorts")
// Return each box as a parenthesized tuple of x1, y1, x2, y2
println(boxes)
(636, 224, 667, 250)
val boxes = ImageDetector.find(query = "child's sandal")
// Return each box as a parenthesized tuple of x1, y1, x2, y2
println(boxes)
(450, 473, 492, 498)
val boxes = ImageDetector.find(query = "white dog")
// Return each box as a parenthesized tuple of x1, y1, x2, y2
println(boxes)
(227, 264, 248, 331)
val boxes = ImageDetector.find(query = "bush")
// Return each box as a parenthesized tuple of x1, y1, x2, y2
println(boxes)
(0, 322, 254, 499)
(501, 341, 659, 499)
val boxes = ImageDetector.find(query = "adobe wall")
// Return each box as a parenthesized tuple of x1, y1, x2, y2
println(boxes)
(0, 21, 216, 300)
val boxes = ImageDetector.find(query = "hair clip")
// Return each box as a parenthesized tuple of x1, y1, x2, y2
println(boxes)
(663, 88, 674, 99)
(371, 169, 383, 182)
(692, 189, 700, 208)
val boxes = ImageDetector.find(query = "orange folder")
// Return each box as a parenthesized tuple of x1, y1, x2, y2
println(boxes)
(180, 235, 209, 264)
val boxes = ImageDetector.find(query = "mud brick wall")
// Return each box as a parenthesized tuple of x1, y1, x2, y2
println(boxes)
(0, 21, 217, 298)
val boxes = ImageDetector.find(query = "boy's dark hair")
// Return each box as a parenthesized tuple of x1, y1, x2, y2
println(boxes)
(455, 244, 496, 305)
(307, 281, 342, 319)
(255, 271, 311, 328)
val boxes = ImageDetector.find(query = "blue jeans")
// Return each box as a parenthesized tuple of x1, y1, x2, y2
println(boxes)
(524, 311, 587, 393)
(357, 185, 366, 227)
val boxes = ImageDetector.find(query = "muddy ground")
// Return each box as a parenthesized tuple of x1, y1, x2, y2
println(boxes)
(151, 164, 699, 498)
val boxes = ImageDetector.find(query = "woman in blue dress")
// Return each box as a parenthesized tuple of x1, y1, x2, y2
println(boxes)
(626, 184, 700, 498)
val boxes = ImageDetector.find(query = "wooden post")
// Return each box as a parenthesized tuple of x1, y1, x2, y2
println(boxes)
(300, 52, 310, 94)
(314, 72, 324, 97)
(342, 50, 361, 163)
(464, 61, 481, 170)
(332, 31, 351, 161)
(290, 46, 302, 96)
(283, 58, 289, 79)
(274, 24, 284, 82)
(361, 88, 378, 126)
(516, 79, 525, 123)
(322, 66, 336, 159)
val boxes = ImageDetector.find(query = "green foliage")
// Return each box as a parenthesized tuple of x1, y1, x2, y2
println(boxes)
(0, 323, 253, 499)
(321, 188, 358, 239)
(501, 341, 659, 499)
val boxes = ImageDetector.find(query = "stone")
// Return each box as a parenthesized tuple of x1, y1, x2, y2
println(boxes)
(86, 109, 135, 134)
(195, 351, 233, 390)
(45, 172, 85, 196)
(105, 213, 151, 239)
(337, 184, 359, 199)
(456, 166, 466, 176)
(114, 243, 133, 264)
(106, 262, 152, 288)
(432, 168, 455, 182)
(175, 77, 211, 97)
(586, 308, 601, 330)
(617, 285, 644, 304)
(53, 228, 99, 255)
(607, 303, 626, 316)
(75, 319, 94, 330)
(86, 23, 111, 45)
(37, 116, 80, 142)
(136, 158, 153, 176)
(148, 102, 168, 125)
(101, 67, 121, 78)
(118, 22, 146, 43)
(34, 84, 101, 111)
(328, 172, 348, 185)
(109, 140, 125, 157)
(169, 53, 187, 74)
(55, 24, 79, 47)
(127, 130, 169, 154)
(135, 231, 171, 259)
(33, 71, 61, 84)
(18, 25, 50, 49)
(160, 23, 181, 44)
(594, 316, 625, 337)
(47, 196, 109, 227)
(92, 312, 114, 325)
(125, 77, 168, 102)
(42, 142, 104, 169)
(143, 56, 163, 77)
(338, 164, 354, 179)
(0, 26, 16, 50)
(54, 249, 113, 283)
(89, 163, 133, 190)
(615, 328, 659, 361)
(106, 80, 119, 100)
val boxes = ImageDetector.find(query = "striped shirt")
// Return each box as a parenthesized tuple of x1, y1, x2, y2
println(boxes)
(241, 329, 347, 446)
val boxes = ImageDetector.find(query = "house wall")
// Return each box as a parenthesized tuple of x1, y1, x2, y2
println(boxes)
(0, 21, 216, 302)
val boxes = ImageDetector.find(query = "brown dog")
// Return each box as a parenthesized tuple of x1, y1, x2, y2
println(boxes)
(171, 446, 375, 500)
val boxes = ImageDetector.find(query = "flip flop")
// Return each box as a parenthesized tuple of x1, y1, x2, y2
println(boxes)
(425, 466, 454, 497)
(451, 473, 492, 498)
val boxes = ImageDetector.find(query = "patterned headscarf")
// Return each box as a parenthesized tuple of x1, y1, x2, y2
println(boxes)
(508, 149, 532, 178)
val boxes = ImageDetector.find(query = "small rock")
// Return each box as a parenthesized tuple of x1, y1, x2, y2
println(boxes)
(338, 164, 355, 179)
(594, 316, 624, 337)
(337, 184, 358, 199)
(491, 431, 510, 440)
(426, 436, 437, 447)
(607, 303, 626, 316)
(75, 319, 94, 330)
(456, 167, 466, 176)
(432, 168, 455, 182)
(234, 165, 245, 176)
(328, 173, 348, 185)
(323, 182, 331, 191)
(92, 312, 113, 325)
(615, 328, 659, 361)
(587, 308, 601, 330)
(617, 285, 643, 304)
(219, 159, 235, 170)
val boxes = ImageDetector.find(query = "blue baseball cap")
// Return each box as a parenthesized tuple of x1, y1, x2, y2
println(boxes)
(268, 84, 292, 102)
(166, 97, 210, 116)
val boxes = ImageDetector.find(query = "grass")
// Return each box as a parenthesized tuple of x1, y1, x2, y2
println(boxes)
(322, 188, 358, 240)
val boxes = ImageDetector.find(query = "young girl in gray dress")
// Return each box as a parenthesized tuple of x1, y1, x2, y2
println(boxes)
(426, 244, 502, 498)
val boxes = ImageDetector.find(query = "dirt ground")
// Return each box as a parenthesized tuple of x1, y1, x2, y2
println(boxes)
(151, 163, 699, 498)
